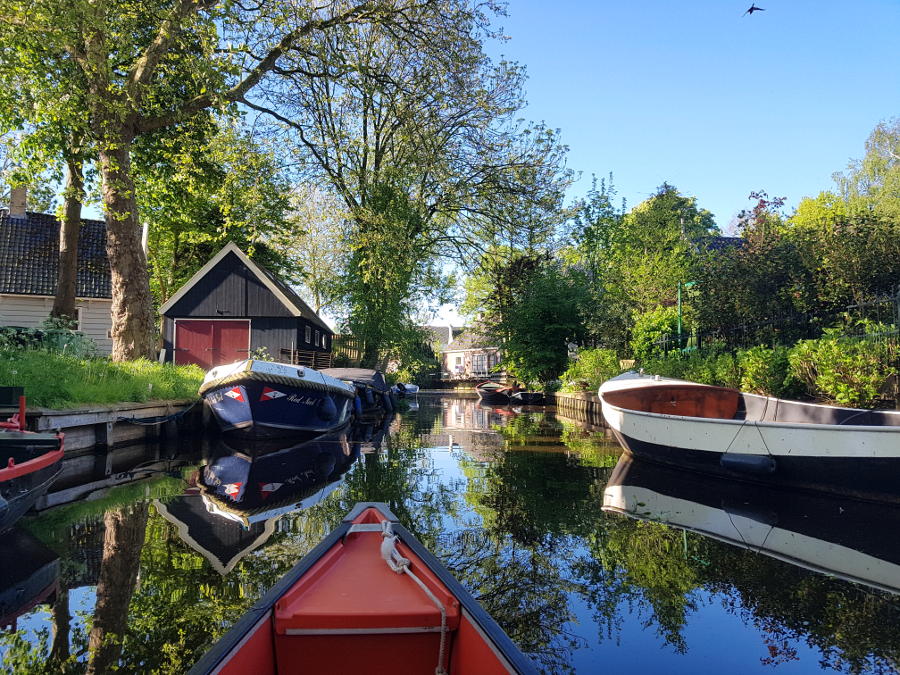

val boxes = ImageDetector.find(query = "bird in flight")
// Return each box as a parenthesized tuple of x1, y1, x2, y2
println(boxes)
(743, 4, 765, 15)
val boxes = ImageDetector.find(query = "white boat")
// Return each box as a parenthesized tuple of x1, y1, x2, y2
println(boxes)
(599, 371, 900, 503)
(603, 455, 900, 595)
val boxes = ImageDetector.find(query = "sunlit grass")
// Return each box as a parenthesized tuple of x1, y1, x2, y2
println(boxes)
(0, 350, 204, 408)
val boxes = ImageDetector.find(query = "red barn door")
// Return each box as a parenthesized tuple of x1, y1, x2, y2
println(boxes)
(174, 320, 250, 369)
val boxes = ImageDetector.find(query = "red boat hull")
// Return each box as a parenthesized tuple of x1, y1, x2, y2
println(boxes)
(191, 503, 536, 674)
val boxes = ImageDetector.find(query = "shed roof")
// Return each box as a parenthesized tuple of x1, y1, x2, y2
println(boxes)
(159, 242, 332, 333)
(444, 329, 496, 352)
(0, 210, 110, 298)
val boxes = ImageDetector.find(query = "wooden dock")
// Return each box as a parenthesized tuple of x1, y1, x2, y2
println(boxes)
(2, 398, 201, 453)
(548, 391, 606, 428)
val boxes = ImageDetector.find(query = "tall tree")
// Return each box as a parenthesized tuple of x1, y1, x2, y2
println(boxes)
(0, 0, 430, 360)
(247, 2, 570, 364)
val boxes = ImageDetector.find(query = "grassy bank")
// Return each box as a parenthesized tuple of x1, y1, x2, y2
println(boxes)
(0, 351, 204, 409)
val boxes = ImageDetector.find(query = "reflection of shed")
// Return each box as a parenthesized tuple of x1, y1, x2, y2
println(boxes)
(154, 493, 277, 576)
(159, 243, 333, 370)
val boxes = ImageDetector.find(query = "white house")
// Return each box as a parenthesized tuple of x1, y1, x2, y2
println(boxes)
(0, 192, 113, 353)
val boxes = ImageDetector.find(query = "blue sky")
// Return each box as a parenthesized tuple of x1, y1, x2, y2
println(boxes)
(487, 0, 900, 229)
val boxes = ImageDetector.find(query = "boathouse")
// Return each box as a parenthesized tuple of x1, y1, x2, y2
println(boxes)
(159, 243, 333, 370)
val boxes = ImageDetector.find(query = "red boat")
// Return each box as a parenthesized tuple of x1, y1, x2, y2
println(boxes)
(190, 502, 537, 675)
(0, 396, 64, 531)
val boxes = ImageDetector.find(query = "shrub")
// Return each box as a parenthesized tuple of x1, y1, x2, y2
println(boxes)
(630, 307, 679, 361)
(641, 347, 740, 389)
(738, 345, 800, 397)
(788, 327, 896, 407)
(560, 348, 621, 392)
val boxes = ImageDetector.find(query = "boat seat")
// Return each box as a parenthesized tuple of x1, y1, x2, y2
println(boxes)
(273, 519, 460, 674)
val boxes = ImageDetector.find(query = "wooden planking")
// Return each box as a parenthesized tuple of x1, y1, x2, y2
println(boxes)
(166, 252, 246, 317)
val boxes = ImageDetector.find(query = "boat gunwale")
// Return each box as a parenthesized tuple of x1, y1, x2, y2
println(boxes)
(188, 501, 537, 675)
(600, 400, 900, 434)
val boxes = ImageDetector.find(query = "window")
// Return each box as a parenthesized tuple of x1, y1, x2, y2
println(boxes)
(315, 330, 320, 348)
(305, 325, 311, 343)
(75, 307, 83, 331)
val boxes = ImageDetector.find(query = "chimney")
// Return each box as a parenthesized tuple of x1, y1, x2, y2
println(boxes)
(8, 185, 26, 218)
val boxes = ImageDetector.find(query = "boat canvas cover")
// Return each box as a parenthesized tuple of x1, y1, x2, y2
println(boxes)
(320, 368, 389, 392)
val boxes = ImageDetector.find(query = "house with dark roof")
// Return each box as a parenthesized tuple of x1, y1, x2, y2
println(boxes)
(440, 327, 503, 381)
(159, 243, 334, 370)
(0, 205, 113, 353)
(421, 325, 464, 352)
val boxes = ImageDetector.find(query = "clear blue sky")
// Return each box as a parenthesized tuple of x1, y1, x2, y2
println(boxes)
(488, 0, 900, 229)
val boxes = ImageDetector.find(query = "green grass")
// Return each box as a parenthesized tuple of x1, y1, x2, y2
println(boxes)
(0, 350, 205, 408)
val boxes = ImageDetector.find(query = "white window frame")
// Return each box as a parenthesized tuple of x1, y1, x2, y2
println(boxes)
(305, 325, 312, 343)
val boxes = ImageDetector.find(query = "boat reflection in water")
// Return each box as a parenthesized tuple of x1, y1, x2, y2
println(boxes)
(154, 428, 359, 575)
(0, 527, 60, 630)
(603, 455, 900, 595)
(199, 428, 360, 527)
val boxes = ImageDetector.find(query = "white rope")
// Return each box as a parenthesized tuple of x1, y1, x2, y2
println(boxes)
(380, 521, 449, 675)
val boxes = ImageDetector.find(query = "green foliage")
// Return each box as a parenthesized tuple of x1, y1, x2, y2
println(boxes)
(0, 325, 97, 359)
(630, 307, 680, 361)
(0, 352, 203, 408)
(641, 347, 741, 389)
(466, 252, 587, 385)
(737, 345, 800, 398)
(559, 348, 621, 392)
(787, 327, 897, 407)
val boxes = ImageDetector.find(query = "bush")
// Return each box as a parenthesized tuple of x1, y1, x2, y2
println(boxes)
(641, 347, 740, 389)
(738, 345, 800, 398)
(788, 327, 896, 407)
(560, 348, 621, 392)
(630, 307, 679, 362)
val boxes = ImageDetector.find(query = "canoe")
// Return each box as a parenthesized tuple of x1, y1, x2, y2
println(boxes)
(0, 397, 64, 531)
(190, 502, 537, 675)
(200, 360, 356, 436)
(603, 454, 900, 595)
(475, 381, 512, 405)
(320, 368, 394, 415)
(599, 371, 900, 503)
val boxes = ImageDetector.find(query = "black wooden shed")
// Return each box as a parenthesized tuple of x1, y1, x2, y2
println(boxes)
(159, 243, 333, 371)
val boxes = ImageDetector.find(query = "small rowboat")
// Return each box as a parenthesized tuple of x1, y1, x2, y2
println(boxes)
(509, 391, 544, 406)
(190, 502, 537, 675)
(320, 368, 395, 415)
(0, 396, 64, 531)
(475, 381, 512, 405)
(599, 371, 900, 503)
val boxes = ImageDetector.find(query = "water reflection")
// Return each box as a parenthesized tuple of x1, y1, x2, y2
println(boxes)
(2, 397, 899, 674)
(603, 455, 900, 594)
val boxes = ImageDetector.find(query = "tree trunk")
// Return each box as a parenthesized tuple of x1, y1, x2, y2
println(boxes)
(51, 158, 84, 324)
(86, 503, 149, 675)
(50, 587, 71, 663)
(98, 138, 156, 361)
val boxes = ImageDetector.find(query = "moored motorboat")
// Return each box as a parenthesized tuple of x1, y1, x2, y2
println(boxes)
(603, 454, 900, 594)
(320, 367, 394, 415)
(475, 381, 513, 405)
(599, 371, 900, 503)
(200, 360, 356, 436)
(0, 397, 64, 531)
(510, 391, 544, 406)
(189, 502, 537, 675)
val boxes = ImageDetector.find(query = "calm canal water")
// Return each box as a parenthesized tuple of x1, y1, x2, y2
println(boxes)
(2, 395, 899, 674)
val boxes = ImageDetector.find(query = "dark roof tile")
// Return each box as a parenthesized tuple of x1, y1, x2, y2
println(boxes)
(0, 210, 110, 298)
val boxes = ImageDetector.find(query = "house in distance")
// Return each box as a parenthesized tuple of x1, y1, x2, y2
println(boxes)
(159, 243, 333, 371)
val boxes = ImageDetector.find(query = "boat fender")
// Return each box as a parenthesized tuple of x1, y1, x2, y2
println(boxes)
(318, 395, 337, 421)
(382, 391, 394, 412)
(720, 453, 776, 476)
(353, 395, 363, 417)
(364, 388, 375, 406)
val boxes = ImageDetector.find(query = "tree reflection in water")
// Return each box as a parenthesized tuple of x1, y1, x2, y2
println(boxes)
(2, 399, 900, 674)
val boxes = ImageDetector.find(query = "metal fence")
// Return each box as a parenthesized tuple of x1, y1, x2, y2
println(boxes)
(655, 290, 900, 355)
